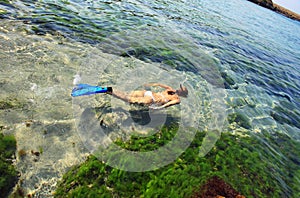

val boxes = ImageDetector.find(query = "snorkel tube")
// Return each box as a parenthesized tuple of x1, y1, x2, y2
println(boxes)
(176, 84, 188, 97)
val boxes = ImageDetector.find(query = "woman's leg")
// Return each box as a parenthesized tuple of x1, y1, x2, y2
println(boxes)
(111, 90, 152, 105)
(129, 90, 146, 97)
(129, 90, 153, 104)
(111, 90, 130, 103)
(129, 96, 152, 105)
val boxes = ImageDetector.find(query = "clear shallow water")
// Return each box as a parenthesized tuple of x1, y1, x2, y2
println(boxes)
(1, 0, 300, 196)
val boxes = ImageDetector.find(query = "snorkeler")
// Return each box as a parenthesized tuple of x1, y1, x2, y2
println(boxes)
(108, 83, 188, 109)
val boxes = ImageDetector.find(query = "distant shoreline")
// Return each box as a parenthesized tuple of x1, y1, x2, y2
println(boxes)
(248, 0, 300, 22)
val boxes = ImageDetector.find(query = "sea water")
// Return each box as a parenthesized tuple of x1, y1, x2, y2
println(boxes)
(0, 0, 299, 196)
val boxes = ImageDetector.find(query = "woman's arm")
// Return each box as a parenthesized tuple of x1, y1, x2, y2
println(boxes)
(150, 98, 180, 110)
(144, 83, 173, 90)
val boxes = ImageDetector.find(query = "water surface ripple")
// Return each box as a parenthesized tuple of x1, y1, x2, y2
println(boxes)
(0, 0, 300, 196)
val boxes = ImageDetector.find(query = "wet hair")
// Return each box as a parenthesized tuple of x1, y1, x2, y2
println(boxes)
(177, 84, 188, 97)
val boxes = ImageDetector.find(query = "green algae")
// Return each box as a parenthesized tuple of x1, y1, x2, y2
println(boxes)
(221, 71, 237, 89)
(120, 46, 199, 74)
(0, 0, 9, 4)
(0, 8, 8, 15)
(0, 0, 11, 16)
(0, 97, 27, 110)
(54, 128, 300, 197)
(114, 125, 177, 152)
(228, 112, 251, 129)
(0, 133, 18, 197)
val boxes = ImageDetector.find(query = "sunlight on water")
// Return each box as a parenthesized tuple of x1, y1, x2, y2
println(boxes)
(0, 20, 93, 195)
(71, 24, 227, 171)
(1, 0, 300, 196)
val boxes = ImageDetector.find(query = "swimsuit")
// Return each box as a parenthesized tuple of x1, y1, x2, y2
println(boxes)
(144, 91, 170, 104)
(144, 91, 156, 102)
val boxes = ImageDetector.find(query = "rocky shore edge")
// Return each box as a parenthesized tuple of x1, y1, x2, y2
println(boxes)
(248, 0, 300, 22)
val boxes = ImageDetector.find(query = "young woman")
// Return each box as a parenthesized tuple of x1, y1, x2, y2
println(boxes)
(108, 83, 188, 109)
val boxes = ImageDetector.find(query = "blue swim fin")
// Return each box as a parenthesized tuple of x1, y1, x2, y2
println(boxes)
(71, 84, 112, 97)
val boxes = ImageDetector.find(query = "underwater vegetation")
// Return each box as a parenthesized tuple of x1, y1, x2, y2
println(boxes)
(0, 0, 10, 5)
(54, 126, 300, 198)
(228, 112, 251, 129)
(0, 132, 18, 197)
(120, 46, 199, 74)
(0, 97, 26, 110)
(114, 125, 178, 152)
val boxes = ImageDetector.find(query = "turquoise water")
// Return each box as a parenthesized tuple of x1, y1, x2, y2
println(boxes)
(3, 0, 299, 134)
(1, 0, 300, 196)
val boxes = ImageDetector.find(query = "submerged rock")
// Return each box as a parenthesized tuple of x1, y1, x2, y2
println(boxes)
(191, 176, 245, 198)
